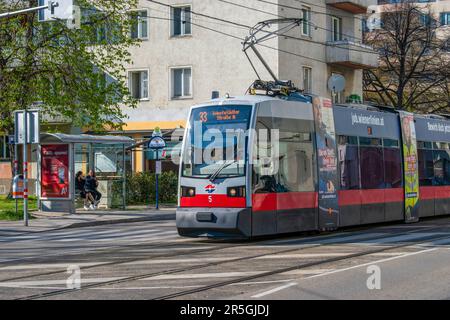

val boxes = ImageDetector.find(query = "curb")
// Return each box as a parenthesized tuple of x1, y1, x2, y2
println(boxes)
(0, 213, 176, 237)
(60, 213, 176, 229)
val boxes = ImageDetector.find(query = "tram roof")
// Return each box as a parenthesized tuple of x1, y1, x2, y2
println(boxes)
(199, 95, 286, 106)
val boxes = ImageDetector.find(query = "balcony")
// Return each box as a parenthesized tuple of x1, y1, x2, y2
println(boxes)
(326, 0, 376, 14)
(326, 41, 379, 69)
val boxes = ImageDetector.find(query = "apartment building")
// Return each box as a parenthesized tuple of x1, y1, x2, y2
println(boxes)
(120, 0, 379, 173)
(376, 0, 450, 36)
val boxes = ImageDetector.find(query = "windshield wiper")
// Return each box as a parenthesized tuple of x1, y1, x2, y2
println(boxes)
(208, 160, 237, 182)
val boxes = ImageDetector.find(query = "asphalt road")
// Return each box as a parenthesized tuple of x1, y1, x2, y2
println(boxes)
(0, 216, 449, 300)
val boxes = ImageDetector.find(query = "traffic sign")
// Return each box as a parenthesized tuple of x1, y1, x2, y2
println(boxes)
(148, 136, 166, 150)
(38, 0, 74, 22)
(155, 161, 162, 175)
(14, 110, 40, 144)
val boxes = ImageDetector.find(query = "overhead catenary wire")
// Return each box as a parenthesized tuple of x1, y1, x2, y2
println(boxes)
(144, 0, 379, 56)
(140, 13, 327, 64)
(219, 0, 365, 42)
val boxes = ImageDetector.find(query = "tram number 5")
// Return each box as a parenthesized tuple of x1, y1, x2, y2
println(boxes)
(199, 112, 208, 122)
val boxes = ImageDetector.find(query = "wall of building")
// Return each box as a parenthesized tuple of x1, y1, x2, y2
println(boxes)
(278, 0, 366, 98)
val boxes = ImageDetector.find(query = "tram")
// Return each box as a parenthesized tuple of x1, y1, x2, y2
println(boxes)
(175, 90, 450, 239)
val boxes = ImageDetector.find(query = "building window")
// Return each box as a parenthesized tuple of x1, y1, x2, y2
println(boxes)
(441, 12, 450, 26)
(171, 67, 192, 99)
(171, 6, 192, 37)
(0, 136, 10, 160)
(302, 66, 312, 94)
(331, 16, 342, 42)
(128, 70, 149, 100)
(301, 7, 311, 36)
(130, 10, 149, 39)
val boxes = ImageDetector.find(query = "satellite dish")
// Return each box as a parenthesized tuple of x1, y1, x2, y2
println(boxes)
(328, 74, 346, 93)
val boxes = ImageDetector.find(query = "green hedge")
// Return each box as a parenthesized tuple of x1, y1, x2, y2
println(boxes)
(112, 171, 178, 206)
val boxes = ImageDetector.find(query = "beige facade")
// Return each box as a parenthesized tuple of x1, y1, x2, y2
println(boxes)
(120, 0, 379, 171)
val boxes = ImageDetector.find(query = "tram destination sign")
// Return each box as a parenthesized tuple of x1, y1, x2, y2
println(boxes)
(194, 106, 252, 123)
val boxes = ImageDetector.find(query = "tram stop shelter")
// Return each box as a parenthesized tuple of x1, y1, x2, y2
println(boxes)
(38, 133, 134, 214)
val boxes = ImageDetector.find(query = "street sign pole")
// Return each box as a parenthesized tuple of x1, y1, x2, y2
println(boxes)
(23, 110, 28, 227)
(155, 151, 159, 210)
(14, 140, 18, 215)
(148, 129, 165, 211)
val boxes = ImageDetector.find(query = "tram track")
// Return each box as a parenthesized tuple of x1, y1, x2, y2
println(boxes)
(152, 231, 450, 300)
(13, 223, 450, 300)
(0, 218, 394, 283)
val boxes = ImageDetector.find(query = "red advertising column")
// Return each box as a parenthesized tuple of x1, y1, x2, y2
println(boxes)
(41, 144, 70, 199)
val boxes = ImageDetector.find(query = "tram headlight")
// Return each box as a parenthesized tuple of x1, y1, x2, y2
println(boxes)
(181, 186, 196, 197)
(227, 186, 245, 197)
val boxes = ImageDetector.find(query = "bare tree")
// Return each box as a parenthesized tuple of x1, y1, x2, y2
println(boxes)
(364, 0, 450, 113)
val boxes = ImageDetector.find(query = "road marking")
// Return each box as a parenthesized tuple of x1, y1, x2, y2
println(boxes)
(353, 233, 448, 245)
(251, 282, 298, 298)
(145, 271, 263, 281)
(369, 252, 410, 257)
(124, 257, 239, 265)
(271, 233, 387, 245)
(90, 231, 178, 242)
(0, 262, 104, 271)
(256, 253, 351, 259)
(91, 279, 300, 291)
(139, 246, 214, 252)
(92, 285, 202, 290)
(282, 269, 335, 275)
(304, 248, 439, 280)
(0, 277, 124, 288)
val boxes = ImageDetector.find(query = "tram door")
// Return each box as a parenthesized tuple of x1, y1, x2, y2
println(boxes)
(252, 101, 319, 235)
(312, 97, 339, 230)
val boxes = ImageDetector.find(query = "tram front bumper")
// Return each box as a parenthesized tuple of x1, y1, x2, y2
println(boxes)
(176, 207, 252, 239)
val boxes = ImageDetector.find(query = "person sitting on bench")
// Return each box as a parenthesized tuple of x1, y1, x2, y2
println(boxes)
(75, 171, 95, 211)
(85, 170, 102, 210)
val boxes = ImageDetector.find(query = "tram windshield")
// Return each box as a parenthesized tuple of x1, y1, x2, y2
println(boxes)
(182, 105, 252, 178)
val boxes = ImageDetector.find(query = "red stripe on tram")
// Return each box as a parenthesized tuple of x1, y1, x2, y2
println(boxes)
(180, 195, 246, 208)
(252, 192, 318, 212)
(338, 188, 404, 206)
(420, 186, 450, 200)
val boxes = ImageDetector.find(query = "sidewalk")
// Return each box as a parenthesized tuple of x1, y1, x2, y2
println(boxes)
(0, 207, 176, 236)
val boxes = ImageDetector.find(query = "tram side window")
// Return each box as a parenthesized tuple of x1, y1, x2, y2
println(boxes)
(359, 138, 385, 189)
(418, 147, 434, 186)
(338, 135, 360, 190)
(432, 149, 450, 186)
(383, 139, 402, 188)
